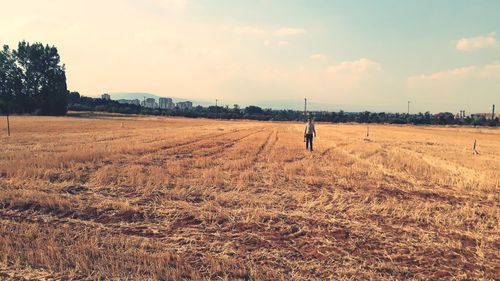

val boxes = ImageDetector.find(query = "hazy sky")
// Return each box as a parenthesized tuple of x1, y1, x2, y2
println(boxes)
(1, 0, 499, 112)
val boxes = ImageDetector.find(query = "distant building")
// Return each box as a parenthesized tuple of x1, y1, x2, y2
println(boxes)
(101, 93, 111, 100)
(177, 101, 193, 110)
(141, 98, 158, 108)
(159, 97, 175, 109)
(117, 99, 140, 106)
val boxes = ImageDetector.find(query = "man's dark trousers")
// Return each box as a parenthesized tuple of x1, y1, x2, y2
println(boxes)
(305, 134, 313, 151)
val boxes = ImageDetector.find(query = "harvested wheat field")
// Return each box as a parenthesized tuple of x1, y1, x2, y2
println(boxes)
(0, 113, 499, 280)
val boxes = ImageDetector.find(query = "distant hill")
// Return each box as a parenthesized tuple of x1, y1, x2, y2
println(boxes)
(96, 93, 372, 112)
(109, 92, 159, 100)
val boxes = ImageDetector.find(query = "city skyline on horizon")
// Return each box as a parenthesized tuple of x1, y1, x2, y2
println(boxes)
(98, 91, 496, 115)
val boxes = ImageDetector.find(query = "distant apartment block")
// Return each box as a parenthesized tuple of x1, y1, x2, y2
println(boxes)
(117, 99, 140, 106)
(101, 93, 111, 100)
(159, 97, 175, 109)
(141, 98, 158, 108)
(177, 101, 193, 110)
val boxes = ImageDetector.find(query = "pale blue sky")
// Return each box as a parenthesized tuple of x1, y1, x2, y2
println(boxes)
(1, 0, 499, 112)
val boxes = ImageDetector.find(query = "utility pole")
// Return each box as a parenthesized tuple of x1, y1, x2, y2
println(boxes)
(6, 111, 10, 137)
(407, 101, 410, 115)
(215, 99, 218, 119)
(304, 98, 307, 119)
(492, 104, 495, 120)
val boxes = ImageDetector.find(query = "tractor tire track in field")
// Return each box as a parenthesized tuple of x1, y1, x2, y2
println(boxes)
(265, 130, 280, 160)
(164, 128, 260, 154)
(0, 209, 170, 240)
(134, 128, 265, 165)
(51, 130, 252, 186)
(91, 133, 136, 144)
(253, 129, 279, 162)
(87, 128, 253, 175)
(197, 129, 265, 158)
(254, 130, 273, 159)
(0, 191, 204, 240)
(159, 128, 246, 150)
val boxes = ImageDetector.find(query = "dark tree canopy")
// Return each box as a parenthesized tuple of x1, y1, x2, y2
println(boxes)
(0, 41, 68, 115)
(244, 105, 263, 114)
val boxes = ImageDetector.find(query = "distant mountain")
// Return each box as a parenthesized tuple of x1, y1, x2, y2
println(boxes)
(109, 92, 159, 100)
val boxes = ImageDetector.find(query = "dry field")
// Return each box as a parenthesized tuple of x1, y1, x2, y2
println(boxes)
(0, 113, 499, 280)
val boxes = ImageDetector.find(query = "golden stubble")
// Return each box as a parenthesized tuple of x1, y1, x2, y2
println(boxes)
(0, 114, 498, 280)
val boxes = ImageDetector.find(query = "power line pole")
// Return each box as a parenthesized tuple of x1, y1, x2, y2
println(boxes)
(492, 104, 495, 120)
(6, 111, 10, 136)
(407, 101, 410, 115)
(216, 99, 218, 119)
(304, 98, 307, 119)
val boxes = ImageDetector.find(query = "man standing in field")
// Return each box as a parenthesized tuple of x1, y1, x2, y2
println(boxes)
(304, 117, 316, 151)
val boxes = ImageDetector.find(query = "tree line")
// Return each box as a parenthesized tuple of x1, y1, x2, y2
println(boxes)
(0, 41, 68, 115)
(68, 93, 498, 126)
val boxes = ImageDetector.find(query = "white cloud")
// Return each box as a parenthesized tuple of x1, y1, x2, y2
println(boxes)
(310, 53, 327, 60)
(250, 58, 385, 102)
(325, 58, 382, 87)
(232, 25, 305, 38)
(409, 66, 476, 82)
(262, 40, 290, 47)
(408, 62, 500, 84)
(327, 58, 382, 75)
(479, 62, 500, 77)
(273, 27, 306, 37)
(405, 63, 500, 110)
(455, 33, 496, 51)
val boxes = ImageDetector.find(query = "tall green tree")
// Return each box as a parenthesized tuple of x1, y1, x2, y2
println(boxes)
(0, 45, 23, 114)
(0, 41, 68, 115)
(14, 41, 68, 115)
